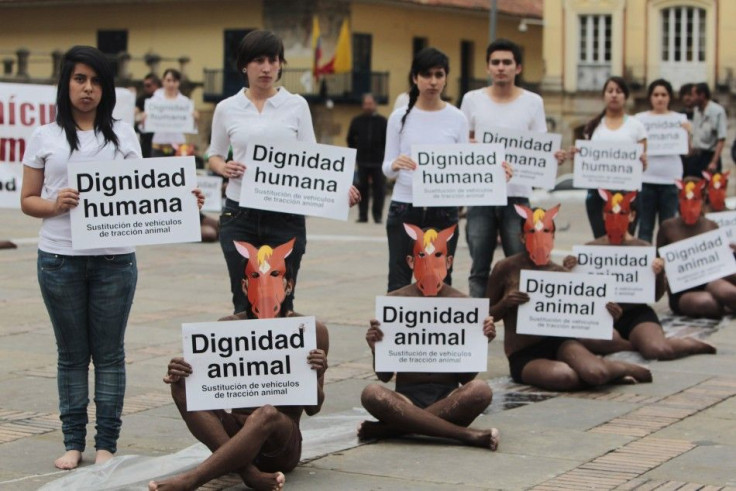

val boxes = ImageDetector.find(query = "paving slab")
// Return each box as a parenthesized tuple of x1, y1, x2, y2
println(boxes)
(639, 445, 736, 487)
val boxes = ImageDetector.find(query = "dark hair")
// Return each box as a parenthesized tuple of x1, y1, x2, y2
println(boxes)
(694, 82, 711, 99)
(236, 30, 286, 83)
(400, 47, 450, 131)
(583, 76, 630, 139)
(679, 82, 694, 99)
(486, 38, 522, 65)
(143, 73, 161, 85)
(647, 78, 674, 109)
(162, 68, 181, 81)
(56, 45, 118, 152)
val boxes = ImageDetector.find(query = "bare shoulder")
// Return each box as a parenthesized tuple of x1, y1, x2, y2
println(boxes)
(218, 312, 248, 322)
(439, 285, 468, 298)
(291, 311, 330, 352)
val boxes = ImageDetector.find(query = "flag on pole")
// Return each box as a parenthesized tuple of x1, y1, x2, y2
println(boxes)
(333, 19, 352, 74)
(312, 15, 322, 78)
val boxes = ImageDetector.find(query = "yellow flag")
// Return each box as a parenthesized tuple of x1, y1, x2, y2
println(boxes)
(333, 19, 352, 74)
(312, 15, 322, 77)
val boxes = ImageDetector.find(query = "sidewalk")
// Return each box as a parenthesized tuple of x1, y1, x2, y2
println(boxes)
(1, 196, 735, 490)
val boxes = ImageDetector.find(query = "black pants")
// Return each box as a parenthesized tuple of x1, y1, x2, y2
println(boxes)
(685, 149, 721, 177)
(356, 165, 386, 222)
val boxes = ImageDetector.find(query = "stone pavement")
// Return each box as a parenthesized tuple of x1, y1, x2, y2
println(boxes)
(1, 194, 735, 490)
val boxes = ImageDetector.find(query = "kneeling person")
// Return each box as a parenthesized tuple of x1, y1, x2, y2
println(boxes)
(487, 205, 652, 391)
(150, 238, 328, 491)
(359, 224, 499, 451)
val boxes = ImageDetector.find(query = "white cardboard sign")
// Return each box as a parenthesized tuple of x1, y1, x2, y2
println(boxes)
(197, 174, 224, 213)
(241, 139, 356, 220)
(143, 98, 197, 134)
(637, 113, 688, 156)
(517, 270, 614, 340)
(659, 228, 736, 293)
(705, 211, 736, 243)
(573, 140, 643, 191)
(477, 127, 561, 190)
(68, 156, 201, 248)
(182, 317, 318, 411)
(572, 245, 656, 304)
(411, 143, 507, 206)
(0, 82, 135, 208)
(374, 296, 488, 372)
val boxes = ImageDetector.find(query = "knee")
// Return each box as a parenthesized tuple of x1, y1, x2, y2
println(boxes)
(546, 366, 581, 391)
(252, 404, 281, 426)
(463, 379, 492, 409)
(360, 383, 386, 410)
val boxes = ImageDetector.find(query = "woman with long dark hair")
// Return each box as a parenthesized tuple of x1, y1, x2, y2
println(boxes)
(581, 76, 647, 238)
(382, 47, 467, 292)
(635, 79, 689, 242)
(21, 46, 142, 469)
(208, 30, 359, 315)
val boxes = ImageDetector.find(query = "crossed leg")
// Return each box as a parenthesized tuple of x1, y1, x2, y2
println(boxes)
(629, 322, 716, 360)
(148, 382, 291, 491)
(675, 279, 736, 319)
(358, 379, 498, 450)
(521, 340, 652, 391)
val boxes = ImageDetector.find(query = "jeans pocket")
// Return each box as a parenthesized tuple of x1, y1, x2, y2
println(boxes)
(39, 252, 65, 272)
(103, 254, 135, 268)
(220, 207, 243, 227)
(388, 201, 410, 219)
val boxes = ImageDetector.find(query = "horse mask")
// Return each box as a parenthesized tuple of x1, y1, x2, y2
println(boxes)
(703, 171, 730, 212)
(515, 204, 560, 266)
(404, 223, 456, 296)
(676, 179, 706, 225)
(600, 189, 637, 245)
(234, 238, 295, 319)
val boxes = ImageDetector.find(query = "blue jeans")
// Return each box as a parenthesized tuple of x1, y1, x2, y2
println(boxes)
(37, 250, 137, 453)
(219, 199, 306, 315)
(637, 183, 678, 243)
(385, 201, 459, 292)
(465, 199, 528, 298)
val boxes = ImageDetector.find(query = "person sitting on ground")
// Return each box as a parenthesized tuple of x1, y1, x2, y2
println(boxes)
(486, 204, 652, 391)
(149, 238, 328, 491)
(359, 223, 500, 451)
(564, 190, 715, 359)
(657, 177, 736, 318)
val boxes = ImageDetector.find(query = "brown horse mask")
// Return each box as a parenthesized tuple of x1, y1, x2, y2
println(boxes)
(599, 189, 637, 245)
(675, 179, 706, 225)
(234, 238, 295, 319)
(515, 204, 560, 266)
(404, 223, 456, 296)
(703, 170, 730, 212)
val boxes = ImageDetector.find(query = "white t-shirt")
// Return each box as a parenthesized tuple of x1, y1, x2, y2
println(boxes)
(150, 88, 191, 145)
(634, 111, 683, 185)
(209, 87, 316, 202)
(382, 103, 469, 203)
(22, 121, 142, 256)
(460, 88, 547, 198)
(591, 116, 647, 143)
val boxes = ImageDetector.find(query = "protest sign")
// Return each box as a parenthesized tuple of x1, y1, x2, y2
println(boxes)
(197, 173, 224, 213)
(0, 82, 135, 208)
(659, 228, 736, 293)
(411, 143, 507, 206)
(68, 156, 201, 248)
(573, 140, 643, 190)
(636, 113, 688, 156)
(476, 127, 561, 189)
(374, 296, 488, 372)
(517, 270, 614, 340)
(572, 245, 656, 303)
(705, 211, 736, 243)
(143, 98, 197, 134)
(182, 316, 317, 411)
(240, 139, 356, 220)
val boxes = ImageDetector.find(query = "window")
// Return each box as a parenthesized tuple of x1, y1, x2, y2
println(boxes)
(413, 37, 428, 55)
(662, 7, 706, 62)
(578, 15, 611, 63)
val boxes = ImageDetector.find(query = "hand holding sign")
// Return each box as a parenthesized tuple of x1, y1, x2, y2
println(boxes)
(163, 357, 192, 384)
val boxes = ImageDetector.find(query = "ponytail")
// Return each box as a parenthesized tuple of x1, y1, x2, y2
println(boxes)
(583, 109, 606, 140)
(400, 83, 420, 132)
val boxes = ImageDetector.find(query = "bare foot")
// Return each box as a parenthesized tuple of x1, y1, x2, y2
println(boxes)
(244, 465, 286, 491)
(147, 474, 196, 491)
(468, 428, 500, 451)
(614, 364, 652, 384)
(95, 449, 114, 465)
(357, 420, 405, 441)
(692, 339, 717, 355)
(54, 450, 82, 470)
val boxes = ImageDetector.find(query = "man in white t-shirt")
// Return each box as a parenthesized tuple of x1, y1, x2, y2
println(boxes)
(460, 39, 561, 298)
